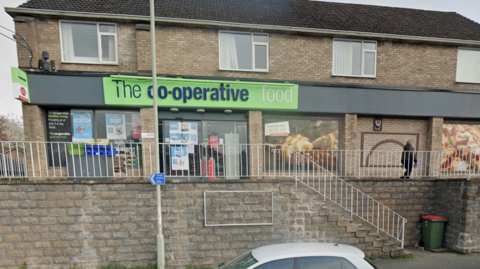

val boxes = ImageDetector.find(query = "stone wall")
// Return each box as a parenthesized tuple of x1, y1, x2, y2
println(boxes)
(434, 179, 480, 253)
(1, 177, 478, 268)
(353, 178, 480, 251)
(0, 179, 376, 269)
(352, 179, 436, 247)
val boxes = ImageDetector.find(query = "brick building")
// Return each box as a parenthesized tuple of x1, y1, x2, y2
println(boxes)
(3, 0, 480, 268)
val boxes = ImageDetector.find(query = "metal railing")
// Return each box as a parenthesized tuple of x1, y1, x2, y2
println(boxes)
(1, 141, 416, 247)
(2, 141, 479, 180)
(291, 149, 407, 248)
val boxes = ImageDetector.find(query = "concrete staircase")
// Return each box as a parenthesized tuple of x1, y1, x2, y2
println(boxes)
(295, 184, 405, 258)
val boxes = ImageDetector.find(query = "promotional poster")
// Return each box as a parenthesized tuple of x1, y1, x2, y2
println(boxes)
(106, 114, 126, 140)
(132, 113, 141, 139)
(47, 110, 72, 142)
(170, 122, 198, 144)
(171, 146, 189, 170)
(264, 119, 339, 170)
(72, 112, 93, 141)
(441, 124, 480, 171)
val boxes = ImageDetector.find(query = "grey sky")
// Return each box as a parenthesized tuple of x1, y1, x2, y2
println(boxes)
(1, 0, 479, 117)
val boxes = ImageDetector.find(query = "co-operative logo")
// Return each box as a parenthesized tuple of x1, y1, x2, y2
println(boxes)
(20, 87, 26, 96)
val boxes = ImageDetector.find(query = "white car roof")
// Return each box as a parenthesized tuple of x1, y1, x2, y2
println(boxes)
(251, 243, 365, 263)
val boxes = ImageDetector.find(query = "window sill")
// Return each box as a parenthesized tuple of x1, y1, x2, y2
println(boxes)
(219, 68, 269, 73)
(455, 80, 480, 85)
(61, 61, 119, 66)
(332, 74, 376, 79)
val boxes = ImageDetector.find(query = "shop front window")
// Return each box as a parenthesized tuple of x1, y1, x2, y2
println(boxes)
(264, 117, 339, 172)
(162, 120, 247, 179)
(46, 109, 142, 177)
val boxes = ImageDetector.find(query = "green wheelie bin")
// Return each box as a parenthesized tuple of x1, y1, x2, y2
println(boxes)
(421, 215, 448, 249)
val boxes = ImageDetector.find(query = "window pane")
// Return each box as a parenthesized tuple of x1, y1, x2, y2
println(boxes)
(363, 42, 376, 50)
(333, 40, 362, 76)
(71, 23, 99, 60)
(256, 258, 293, 269)
(95, 111, 141, 142)
(299, 257, 342, 269)
(219, 32, 252, 70)
(364, 51, 375, 76)
(253, 34, 268, 43)
(101, 35, 116, 62)
(456, 49, 480, 83)
(99, 24, 116, 33)
(255, 45, 267, 69)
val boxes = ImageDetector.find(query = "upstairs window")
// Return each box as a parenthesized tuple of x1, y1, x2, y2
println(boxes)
(456, 48, 480, 83)
(333, 39, 377, 77)
(60, 21, 117, 64)
(219, 32, 268, 71)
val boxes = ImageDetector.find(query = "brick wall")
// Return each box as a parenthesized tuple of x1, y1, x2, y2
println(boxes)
(0, 179, 387, 269)
(14, 18, 38, 69)
(22, 104, 46, 178)
(249, 111, 263, 176)
(16, 18, 137, 73)
(14, 19, 480, 91)
(357, 117, 428, 152)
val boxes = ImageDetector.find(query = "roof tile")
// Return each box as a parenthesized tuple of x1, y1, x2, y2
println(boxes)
(14, 0, 480, 41)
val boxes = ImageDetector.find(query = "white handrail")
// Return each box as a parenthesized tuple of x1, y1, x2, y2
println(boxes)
(291, 149, 407, 248)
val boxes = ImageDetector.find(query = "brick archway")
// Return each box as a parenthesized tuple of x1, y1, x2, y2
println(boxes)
(365, 139, 404, 167)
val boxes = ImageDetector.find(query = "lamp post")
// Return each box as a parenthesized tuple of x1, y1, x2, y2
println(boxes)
(149, 0, 165, 268)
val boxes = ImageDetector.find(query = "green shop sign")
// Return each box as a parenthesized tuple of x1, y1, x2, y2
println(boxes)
(103, 75, 298, 110)
(11, 67, 30, 103)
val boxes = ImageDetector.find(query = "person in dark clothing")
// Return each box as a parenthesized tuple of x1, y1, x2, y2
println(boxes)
(401, 140, 417, 179)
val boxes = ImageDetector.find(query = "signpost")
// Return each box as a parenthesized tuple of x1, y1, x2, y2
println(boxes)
(150, 1, 165, 268)
(149, 173, 165, 185)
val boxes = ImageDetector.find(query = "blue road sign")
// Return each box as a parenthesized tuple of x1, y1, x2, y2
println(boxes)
(149, 173, 165, 185)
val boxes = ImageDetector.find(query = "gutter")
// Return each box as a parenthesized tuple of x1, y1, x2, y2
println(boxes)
(5, 7, 480, 46)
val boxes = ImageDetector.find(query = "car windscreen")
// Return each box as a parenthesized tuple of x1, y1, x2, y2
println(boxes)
(221, 251, 258, 269)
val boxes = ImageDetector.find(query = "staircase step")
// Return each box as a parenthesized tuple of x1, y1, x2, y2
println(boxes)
(355, 229, 367, 237)
(295, 180, 405, 258)
(328, 213, 341, 222)
(373, 239, 385, 248)
(389, 247, 405, 257)
(382, 244, 394, 252)
(346, 223, 359, 233)
(337, 218, 353, 227)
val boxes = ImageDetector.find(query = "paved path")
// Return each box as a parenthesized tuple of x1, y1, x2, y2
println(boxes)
(372, 248, 480, 269)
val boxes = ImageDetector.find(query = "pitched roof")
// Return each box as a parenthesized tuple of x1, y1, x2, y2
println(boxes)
(11, 0, 480, 41)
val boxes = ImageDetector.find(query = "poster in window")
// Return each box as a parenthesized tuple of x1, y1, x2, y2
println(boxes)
(169, 121, 198, 144)
(441, 124, 480, 171)
(264, 119, 339, 170)
(47, 110, 72, 142)
(265, 121, 290, 136)
(209, 136, 219, 148)
(132, 113, 141, 139)
(72, 112, 93, 141)
(106, 114, 126, 140)
(171, 146, 189, 170)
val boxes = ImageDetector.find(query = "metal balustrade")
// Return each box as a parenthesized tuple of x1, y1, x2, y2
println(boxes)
(7, 141, 471, 247)
(2, 141, 479, 180)
(290, 149, 406, 248)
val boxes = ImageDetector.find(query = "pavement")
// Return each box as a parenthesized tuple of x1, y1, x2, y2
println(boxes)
(372, 248, 480, 269)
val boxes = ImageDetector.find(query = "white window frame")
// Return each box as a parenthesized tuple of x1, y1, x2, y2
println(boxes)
(218, 31, 269, 72)
(332, 38, 377, 78)
(456, 47, 480, 84)
(59, 20, 118, 65)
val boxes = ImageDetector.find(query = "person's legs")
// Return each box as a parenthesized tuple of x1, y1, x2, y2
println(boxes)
(406, 160, 414, 178)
